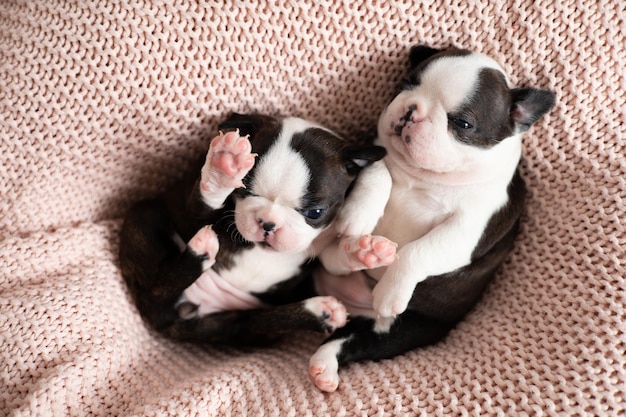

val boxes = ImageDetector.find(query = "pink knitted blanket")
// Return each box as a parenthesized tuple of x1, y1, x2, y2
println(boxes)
(1, 1, 624, 416)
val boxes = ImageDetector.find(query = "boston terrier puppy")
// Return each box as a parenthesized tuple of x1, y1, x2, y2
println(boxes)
(310, 46, 556, 391)
(119, 113, 386, 345)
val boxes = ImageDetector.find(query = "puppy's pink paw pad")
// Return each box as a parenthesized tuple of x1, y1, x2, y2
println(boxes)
(202, 130, 255, 190)
(310, 366, 339, 392)
(343, 235, 398, 270)
(304, 296, 348, 332)
(188, 226, 219, 260)
(309, 350, 339, 392)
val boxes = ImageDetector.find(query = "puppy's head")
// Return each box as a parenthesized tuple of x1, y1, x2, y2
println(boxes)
(379, 46, 555, 183)
(220, 113, 386, 253)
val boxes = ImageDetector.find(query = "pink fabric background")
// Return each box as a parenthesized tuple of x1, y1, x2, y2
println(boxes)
(1, 1, 624, 415)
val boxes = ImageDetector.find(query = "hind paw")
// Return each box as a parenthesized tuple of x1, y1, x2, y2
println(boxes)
(309, 341, 343, 392)
(304, 296, 347, 333)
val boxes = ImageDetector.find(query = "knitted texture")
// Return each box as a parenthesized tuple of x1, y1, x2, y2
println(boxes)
(1, 1, 624, 416)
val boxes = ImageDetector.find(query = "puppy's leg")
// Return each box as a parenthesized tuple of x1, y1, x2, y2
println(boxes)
(309, 312, 454, 392)
(164, 296, 348, 345)
(310, 226, 517, 391)
(200, 130, 256, 208)
(148, 224, 219, 294)
(120, 204, 220, 329)
(334, 160, 392, 236)
(319, 235, 397, 275)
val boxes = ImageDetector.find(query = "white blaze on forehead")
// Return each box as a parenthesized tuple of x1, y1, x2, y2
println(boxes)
(419, 53, 506, 110)
(250, 117, 315, 206)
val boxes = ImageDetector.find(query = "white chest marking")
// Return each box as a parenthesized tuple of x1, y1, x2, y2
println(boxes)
(219, 246, 309, 293)
(374, 182, 451, 248)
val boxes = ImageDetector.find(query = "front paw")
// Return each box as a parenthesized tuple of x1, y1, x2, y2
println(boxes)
(201, 130, 256, 192)
(342, 235, 398, 271)
(188, 225, 220, 271)
(372, 277, 412, 318)
(304, 296, 348, 333)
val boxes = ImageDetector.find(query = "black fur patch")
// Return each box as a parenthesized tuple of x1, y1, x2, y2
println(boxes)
(291, 128, 354, 228)
(448, 68, 516, 148)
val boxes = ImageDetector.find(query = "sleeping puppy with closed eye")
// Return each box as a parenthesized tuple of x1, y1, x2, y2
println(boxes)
(309, 46, 556, 391)
(119, 113, 386, 345)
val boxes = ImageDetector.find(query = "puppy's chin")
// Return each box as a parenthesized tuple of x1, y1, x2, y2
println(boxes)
(234, 199, 320, 253)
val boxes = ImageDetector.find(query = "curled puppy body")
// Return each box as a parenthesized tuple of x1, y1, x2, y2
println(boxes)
(119, 113, 386, 345)
(311, 46, 556, 391)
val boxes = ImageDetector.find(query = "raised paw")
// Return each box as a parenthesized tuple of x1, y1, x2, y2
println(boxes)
(201, 130, 256, 192)
(342, 235, 398, 271)
(188, 225, 220, 270)
(309, 340, 343, 392)
(304, 296, 348, 333)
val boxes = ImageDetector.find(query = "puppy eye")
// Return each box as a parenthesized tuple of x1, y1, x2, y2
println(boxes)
(450, 117, 474, 129)
(301, 208, 326, 220)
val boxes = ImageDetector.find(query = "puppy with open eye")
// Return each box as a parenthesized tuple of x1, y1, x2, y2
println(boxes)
(309, 46, 556, 391)
(119, 113, 386, 345)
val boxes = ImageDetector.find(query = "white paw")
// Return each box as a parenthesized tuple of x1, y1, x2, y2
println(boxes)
(201, 130, 256, 191)
(304, 296, 348, 333)
(342, 235, 398, 271)
(372, 276, 413, 318)
(309, 339, 344, 392)
(188, 226, 219, 270)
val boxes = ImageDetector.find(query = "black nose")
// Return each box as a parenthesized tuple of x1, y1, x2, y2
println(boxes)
(262, 221, 276, 232)
(394, 105, 418, 136)
(402, 105, 417, 122)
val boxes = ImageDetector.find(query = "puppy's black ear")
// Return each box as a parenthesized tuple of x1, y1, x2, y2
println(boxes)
(510, 88, 556, 132)
(218, 113, 280, 139)
(342, 145, 387, 175)
(409, 45, 443, 68)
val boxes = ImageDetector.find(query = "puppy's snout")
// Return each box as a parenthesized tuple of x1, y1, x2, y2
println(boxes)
(259, 219, 276, 232)
(402, 104, 421, 123)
